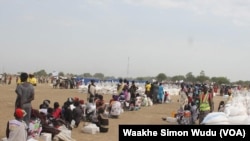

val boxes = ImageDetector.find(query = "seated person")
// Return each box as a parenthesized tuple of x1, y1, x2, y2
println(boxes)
(94, 107, 109, 133)
(95, 94, 105, 110)
(72, 101, 83, 128)
(39, 99, 51, 115)
(52, 102, 62, 119)
(40, 99, 51, 109)
(85, 98, 96, 121)
(109, 95, 122, 118)
(218, 101, 225, 112)
(6, 108, 28, 141)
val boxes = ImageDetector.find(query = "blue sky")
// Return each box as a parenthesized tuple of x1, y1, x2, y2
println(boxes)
(0, 0, 250, 81)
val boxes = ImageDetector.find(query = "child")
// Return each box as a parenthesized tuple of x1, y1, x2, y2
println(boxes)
(218, 101, 225, 112)
(190, 101, 198, 125)
(164, 91, 171, 103)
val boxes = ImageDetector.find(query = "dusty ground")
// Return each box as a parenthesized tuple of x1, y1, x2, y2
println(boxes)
(0, 83, 223, 141)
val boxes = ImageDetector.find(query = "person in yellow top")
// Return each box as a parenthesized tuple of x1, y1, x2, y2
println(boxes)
(17, 76, 21, 85)
(198, 84, 214, 124)
(145, 81, 151, 99)
(27, 73, 37, 86)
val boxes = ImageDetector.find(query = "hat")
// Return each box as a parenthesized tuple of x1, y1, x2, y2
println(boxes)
(15, 108, 26, 118)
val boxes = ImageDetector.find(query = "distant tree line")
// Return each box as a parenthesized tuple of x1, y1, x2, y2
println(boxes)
(33, 69, 250, 86)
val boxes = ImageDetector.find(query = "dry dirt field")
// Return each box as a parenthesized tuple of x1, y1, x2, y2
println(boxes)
(0, 83, 223, 141)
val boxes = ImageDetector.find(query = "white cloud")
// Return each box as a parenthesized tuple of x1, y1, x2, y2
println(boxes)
(123, 0, 250, 27)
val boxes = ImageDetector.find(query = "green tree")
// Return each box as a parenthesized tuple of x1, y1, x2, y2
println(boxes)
(93, 73, 104, 80)
(171, 75, 185, 82)
(34, 69, 47, 77)
(185, 72, 195, 83)
(135, 77, 145, 82)
(156, 73, 167, 82)
(196, 75, 210, 84)
(104, 76, 116, 80)
(211, 77, 230, 85)
(83, 73, 92, 78)
(58, 71, 64, 76)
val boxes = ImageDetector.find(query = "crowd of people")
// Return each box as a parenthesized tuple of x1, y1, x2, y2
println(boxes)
(6, 72, 242, 141)
(162, 82, 239, 125)
(7, 74, 175, 141)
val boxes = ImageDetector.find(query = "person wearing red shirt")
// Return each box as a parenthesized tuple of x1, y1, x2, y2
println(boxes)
(52, 102, 62, 119)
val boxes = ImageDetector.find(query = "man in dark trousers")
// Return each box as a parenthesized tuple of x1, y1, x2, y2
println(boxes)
(150, 81, 159, 104)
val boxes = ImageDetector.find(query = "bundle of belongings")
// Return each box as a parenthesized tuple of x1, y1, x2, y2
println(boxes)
(31, 108, 76, 141)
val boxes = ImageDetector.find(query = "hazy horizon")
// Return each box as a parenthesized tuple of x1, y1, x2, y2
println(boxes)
(1, 0, 250, 82)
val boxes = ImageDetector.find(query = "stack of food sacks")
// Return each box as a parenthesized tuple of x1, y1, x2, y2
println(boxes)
(224, 92, 249, 124)
(201, 91, 250, 125)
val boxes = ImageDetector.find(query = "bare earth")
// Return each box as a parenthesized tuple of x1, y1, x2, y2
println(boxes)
(0, 83, 223, 141)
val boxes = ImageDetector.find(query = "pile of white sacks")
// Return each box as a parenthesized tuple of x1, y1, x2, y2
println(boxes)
(78, 83, 181, 96)
(201, 90, 250, 125)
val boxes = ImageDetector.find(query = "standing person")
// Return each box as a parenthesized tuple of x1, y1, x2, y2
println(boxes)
(158, 82, 164, 103)
(178, 83, 188, 110)
(123, 79, 130, 102)
(117, 78, 124, 95)
(15, 72, 35, 126)
(225, 87, 233, 104)
(129, 81, 138, 105)
(0, 73, 2, 84)
(87, 80, 96, 102)
(145, 81, 151, 99)
(28, 73, 37, 86)
(198, 84, 214, 124)
(151, 81, 159, 104)
(8, 75, 12, 85)
(6, 108, 28, 141)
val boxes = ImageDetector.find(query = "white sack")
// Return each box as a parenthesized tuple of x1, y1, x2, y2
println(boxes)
(228, 115, 249, 125)
(224, 104, 247, 116)
(243, 116, 250, 124)
(201, 112, 229, 125)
